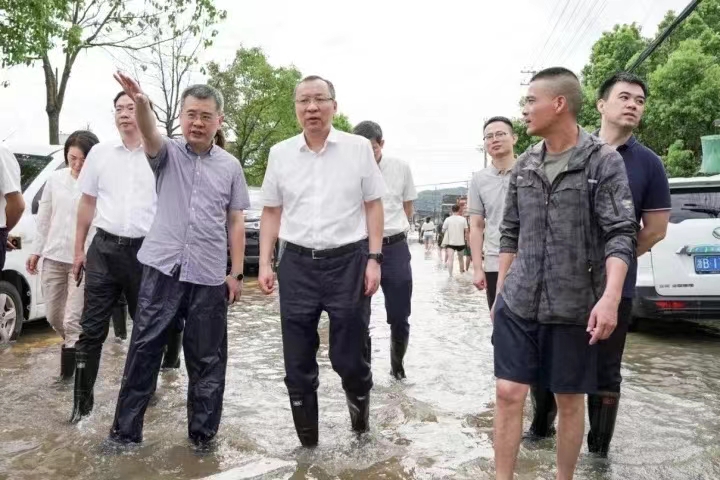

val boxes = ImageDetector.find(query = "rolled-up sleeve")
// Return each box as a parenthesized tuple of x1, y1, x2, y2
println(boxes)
(260, 147, 282, 207)
(499, 164, 521, 254)
(467, 173, 485, 217)
(78, 148, 100, 197)
(403, 163, 418, 201)
(360, 142, 386, 201)
(595, 151, 639, 266)
(147, 138, 170, 174)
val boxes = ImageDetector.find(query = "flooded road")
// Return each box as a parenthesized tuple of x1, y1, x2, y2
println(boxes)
(1, 242, 720, 479)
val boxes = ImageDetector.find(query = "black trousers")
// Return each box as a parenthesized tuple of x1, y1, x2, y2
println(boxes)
(380, 239, 412, 342)
(0, 227, 7, 270)
(75, 233, 144, 359)
(486, 271, 499, 310)
(278, 244, 372, 397)
(110, 265, 228, 443)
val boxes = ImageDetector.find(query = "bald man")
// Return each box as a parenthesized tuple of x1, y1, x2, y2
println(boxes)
(491, 67, 638, 479)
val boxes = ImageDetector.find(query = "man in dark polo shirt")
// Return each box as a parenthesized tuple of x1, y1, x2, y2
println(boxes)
(106, 73, 249, 450)
(527, 72, 671, 457)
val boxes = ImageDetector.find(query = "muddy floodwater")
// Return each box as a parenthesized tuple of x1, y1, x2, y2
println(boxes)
(1, 243, 720, 479)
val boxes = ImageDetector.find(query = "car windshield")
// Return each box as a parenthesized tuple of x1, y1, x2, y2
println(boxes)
(14, 153, 55, 192)
(669, 186, 720, 223)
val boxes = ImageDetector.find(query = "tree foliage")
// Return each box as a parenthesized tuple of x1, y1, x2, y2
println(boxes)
(0, 0, 225, 144)
(208, 47, 355, 185)
(512, 118, 539, 156)
(578, 0, 720, 176)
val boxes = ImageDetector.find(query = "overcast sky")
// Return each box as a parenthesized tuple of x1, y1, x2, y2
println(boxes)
(0, 0, 688, 187)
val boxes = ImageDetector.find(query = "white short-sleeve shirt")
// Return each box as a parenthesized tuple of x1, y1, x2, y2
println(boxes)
(261, 128, 387, 250)
(378, 156, 417, 236)
(78, 140, 157, 238)
(0, 145, 21, 228)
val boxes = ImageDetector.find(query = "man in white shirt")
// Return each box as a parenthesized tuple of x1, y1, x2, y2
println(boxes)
(70, 91, 158, 423)
(353, 121, 417, 380)
(442, 205, 469, 275)
(0, 145, 25, 270)
(258, 75, 386, 447)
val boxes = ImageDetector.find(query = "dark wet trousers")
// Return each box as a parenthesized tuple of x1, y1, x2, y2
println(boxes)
(278, 243, 373, 397)
(74, 232, 144, 391)
(0, 227, 7, 270)
(109, 265, 228, 444)
(380, 237, 412, 343)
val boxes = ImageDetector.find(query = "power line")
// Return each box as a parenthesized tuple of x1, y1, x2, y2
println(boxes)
(531, 0, 573, 71)
(539, 0, 592, 67)
(557, 0, 606, 66)
(525, 0, 565, 68)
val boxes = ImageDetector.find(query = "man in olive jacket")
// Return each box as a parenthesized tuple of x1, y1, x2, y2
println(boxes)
(491, 67, 638, 480)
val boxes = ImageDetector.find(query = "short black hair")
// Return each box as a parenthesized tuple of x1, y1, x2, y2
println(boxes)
(295, 75, 336, 99)
(483, 116, 514, 132)
(530, 67, 583, 116)
(64, 130, 100, 165)
(181, 84, 224, 112)
(113, 91, 129, 107)
(598, 72, 649, 100)
(353, 120, 383, 143)
(426, 216, 431, 222)
(451, 205, 460, 213)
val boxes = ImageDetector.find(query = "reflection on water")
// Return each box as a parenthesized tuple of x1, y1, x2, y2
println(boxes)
(1, 243, 719, 479)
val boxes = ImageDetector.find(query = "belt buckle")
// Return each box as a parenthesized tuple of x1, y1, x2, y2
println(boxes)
(117, 236, 130, 246)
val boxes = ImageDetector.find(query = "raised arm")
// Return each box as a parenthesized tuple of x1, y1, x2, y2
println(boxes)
(113, 71, 164, 159)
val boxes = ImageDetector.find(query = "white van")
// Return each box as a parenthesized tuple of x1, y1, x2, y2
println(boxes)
(633, 174, 720, 324)
(0, 144, 65, 342)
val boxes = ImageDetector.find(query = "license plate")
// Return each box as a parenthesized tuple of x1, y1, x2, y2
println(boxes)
(694, 255, 720, 274)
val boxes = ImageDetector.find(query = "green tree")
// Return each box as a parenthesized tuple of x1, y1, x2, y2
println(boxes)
(207, 47, 301, 186)
(663, 140, 699, 177)
(0, 0, 224, 144)
(512, 118, 539, 155)
(332, 113, 353, 132)
(0, 0, 67, 67)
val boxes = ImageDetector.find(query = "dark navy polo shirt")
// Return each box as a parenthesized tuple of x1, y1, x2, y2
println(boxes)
(616, 135, 671, 298)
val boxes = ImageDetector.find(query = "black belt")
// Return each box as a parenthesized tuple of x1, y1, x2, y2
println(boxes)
(285, 239, 364, 260)
(96, 228, 144, 247)
(383, 232, 406, 246)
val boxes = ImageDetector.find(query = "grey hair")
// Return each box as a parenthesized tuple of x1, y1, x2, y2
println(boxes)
(353, 120, 383, 143)
(294, 75, 336, 99)
(181, 84, 224, 112)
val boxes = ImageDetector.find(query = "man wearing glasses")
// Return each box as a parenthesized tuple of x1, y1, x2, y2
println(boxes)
(258, 75, 386, 447)
(468, 116, 517, 310)
(106, 74, 250, 451)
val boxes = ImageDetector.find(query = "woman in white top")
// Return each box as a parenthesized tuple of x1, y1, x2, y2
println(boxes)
(26, 131, 99, 381)
(420, 217, 436, 252)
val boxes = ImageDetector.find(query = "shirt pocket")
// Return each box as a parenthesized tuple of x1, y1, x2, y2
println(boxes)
(516, 173, 544, 211)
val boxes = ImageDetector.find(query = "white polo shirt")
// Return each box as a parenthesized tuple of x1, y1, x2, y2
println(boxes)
(378, 156, 417, 236)
(261, 128, 387, 250)
(78, 140, 157, 238)
(0, 145, 21, 228)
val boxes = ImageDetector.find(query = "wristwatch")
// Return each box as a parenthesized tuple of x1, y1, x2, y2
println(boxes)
(229, 272, 244, 281)
(368, 253, 384, 264)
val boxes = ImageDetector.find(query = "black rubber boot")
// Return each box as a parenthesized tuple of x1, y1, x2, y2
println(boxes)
(161, 328, 183, 369)
(69, 351, 99, 423)
(111, 303, 127, 340)
(587, 392, 620, 457)
(289, 392, 319, 447)
(59, 346, 76, 382)
(524, 386, 557, 439)
(345, 391, 370, 433)
(390, 337, 407, 380)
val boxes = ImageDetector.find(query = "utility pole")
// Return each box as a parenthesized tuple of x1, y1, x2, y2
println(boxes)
(628, 0, 703, 72)
(520, 69, 537, 86)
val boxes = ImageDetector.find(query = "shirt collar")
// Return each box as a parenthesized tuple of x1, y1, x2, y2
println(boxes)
(592, 130, 637, 151)
(298, 127, 338, 152)
(182, 137, 216, 157)
(488, 159, 514, 175)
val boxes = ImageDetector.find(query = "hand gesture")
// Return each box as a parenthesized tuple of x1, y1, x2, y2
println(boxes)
(113, 71, 149, 105)
(364, 260, 381, 296)
(473, 268, 487, 291)
(226, 276, 243, 304)
(587, 295, 619, 345)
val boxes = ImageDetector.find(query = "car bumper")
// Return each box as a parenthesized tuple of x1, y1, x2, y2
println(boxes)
(633, 286, 720, 321)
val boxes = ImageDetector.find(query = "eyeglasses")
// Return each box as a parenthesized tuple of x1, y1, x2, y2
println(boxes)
(115, 105, 135, 114)
(295, 97, 334, 107)
(483, 131, 510, 141)
(184, 111, 217, 123)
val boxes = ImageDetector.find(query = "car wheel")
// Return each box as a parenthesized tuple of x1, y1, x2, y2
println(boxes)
(0, 281, 24, 343)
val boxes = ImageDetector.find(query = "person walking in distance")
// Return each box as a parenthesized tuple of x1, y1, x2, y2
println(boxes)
(527, 72, 671, 457)
(106, 73, 249, 450)
(258, 75, 385, 447)
(70, 91, 158, 423)
(491, 67, 637, 480)
(441, 205, 468, 276)
(353, 120, 417, 380)
(468, 117, 517, 311)
(26, 131, 99, 380)
(421, 217, 436, 252)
